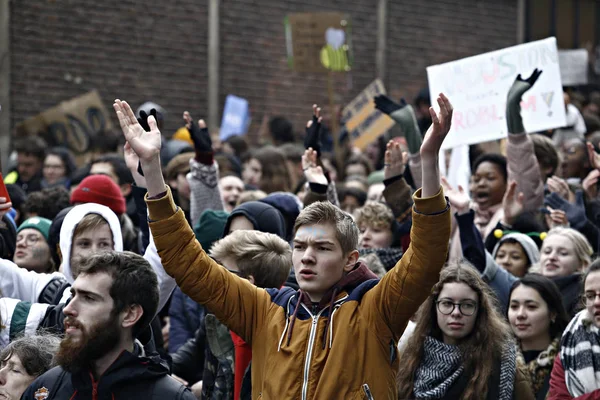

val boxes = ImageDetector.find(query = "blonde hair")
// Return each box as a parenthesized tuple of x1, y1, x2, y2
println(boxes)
(397, 261, 513, 400)
(544, 227, 593, 269)
(294, 201, 359, 255)
(236, 190, 267, 206)
(354, 201, 394, 230)
(210, 230, 291, 288)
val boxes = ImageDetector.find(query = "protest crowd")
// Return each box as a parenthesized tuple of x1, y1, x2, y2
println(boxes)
(5, 25, 600, 400)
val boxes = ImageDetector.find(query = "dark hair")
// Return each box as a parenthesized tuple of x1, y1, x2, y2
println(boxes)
(89, 129, 122, 154)
(70, 165, 91, 187)
(339, 187, 367, 206)
(584, 259, 600, 289)
(472, 153, 508, 182)
(0, 334, 60, 377)
(24, 187, 71, 220)
(279, 143, 304, 164)
(91, 155, 134, 185)
(14, 136, 47, 161)
(46, 147, 77, 178)
(77, 251, 159, 337)
(508, 274, 569, 339)
(530, 134, 559, 177)
(224, 135, 249, 159)
(584, 112, 600, 134)
(269, 116, 294, 144)
(6, 184, 27, 216)
(344, 154, 374, 177)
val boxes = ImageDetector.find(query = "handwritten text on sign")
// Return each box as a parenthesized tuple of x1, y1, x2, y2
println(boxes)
(427, 37, 566, 149)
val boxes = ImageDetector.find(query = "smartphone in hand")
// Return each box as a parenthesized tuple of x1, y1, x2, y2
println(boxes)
(0, 174, 11, 204)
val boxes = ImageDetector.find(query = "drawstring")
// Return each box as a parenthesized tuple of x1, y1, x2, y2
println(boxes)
(321, 287, 339, 349)
(329, 306, 340, 348)
(278, 296, 294, 352)
(286, 291, 304, 346)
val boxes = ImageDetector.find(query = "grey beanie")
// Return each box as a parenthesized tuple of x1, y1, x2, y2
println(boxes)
(492, 233, 540, 266)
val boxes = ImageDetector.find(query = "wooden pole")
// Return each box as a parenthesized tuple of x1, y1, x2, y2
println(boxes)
(208, 0, 220, 133)
(0, 0, 10, 174)
(376, 0, 388, 84)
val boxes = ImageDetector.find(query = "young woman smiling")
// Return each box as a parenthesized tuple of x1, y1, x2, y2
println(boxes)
(508, 275, 570, 400)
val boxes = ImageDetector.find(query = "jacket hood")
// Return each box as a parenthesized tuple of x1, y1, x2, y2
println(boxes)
(60, 203, 123, 283)
(223, 201, 286, 239)
(70, 341, 170, 395)
(194, 210, 229, 251)
(260, 192, 302, 241)
(492, 232, 540, 266)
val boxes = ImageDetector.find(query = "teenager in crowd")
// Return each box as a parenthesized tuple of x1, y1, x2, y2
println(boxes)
(42, 147, 76, 189)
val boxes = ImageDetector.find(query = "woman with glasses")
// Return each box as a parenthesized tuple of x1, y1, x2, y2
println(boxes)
(396, 262, 534, 400)
(548, 260, 600, 399)
(508, 275, 570, 400)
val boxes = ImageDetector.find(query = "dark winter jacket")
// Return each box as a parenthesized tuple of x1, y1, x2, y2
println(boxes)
(20, 342, 194, 400)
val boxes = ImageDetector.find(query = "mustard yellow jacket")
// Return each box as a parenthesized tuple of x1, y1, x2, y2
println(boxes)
(147, 187, 450, 400)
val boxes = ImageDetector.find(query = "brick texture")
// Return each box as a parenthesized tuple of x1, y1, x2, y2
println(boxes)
(10, 0, 517, 145)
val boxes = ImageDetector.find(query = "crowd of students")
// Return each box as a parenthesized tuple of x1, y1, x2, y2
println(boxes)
(2, 68, 600, 399)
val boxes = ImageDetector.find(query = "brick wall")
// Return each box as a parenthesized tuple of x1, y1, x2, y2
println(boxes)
(10, 0, 517, 144)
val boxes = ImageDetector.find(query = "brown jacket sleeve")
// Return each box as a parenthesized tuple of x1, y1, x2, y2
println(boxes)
(382, 176, 414, 222)
(514, 357, 535, 400)
(146, 186, 270, 344)
(362, 187, 450, 337)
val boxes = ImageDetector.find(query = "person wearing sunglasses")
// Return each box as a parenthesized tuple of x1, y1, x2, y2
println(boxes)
(396, 262, 534, 400)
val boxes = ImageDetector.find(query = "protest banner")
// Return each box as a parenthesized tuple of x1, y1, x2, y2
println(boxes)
(427, 37, 566, 149)
(558, 49, 589, 86)
(285, 12, 352, 73)
(342, 79, 395, 150)
(220, 95, 250, 141)
(15, 90, 113, 156)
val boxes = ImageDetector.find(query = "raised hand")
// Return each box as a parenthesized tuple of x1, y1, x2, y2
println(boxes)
(502, 180, 525, 226)
(583, 169, 600, 200)
(183, 111, 212, 152)
(304, 104, 323, 156)
(302, 148, 328, 185)
(441, 177, 470, 213)
(114, 99, 162, 163)
(383, 140, 407, 180)
(420, 93, 453, 160)
(138, 109, 158, 132)
(546, 176, 572, 201)
(587, 142, 600, 171)
(506, 69, 543, 134)
(544, 190, 588, 231)
(544, 207, 569, 229)
(374, 95, 406, 116)
(123, 142, 147, 188)
(0, 197, 12, 220)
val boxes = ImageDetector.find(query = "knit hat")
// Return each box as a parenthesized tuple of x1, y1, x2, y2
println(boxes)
(17, 217, 52, 242)
(165, 152, 195, 181)
(492, 233, 541, 266)
(223, 201, 286, 239)
(367, 170, 385, 186)
(194, 210, 229, 252)
(70, 175, 126, 215)
(259, 192, 302, 241)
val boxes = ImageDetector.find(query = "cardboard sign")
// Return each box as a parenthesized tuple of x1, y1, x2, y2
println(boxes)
(285, 12, 351, 73)
(219, 95, 250, 141)
(558, 49, 589, 86)
(342, 79, 395, 150)
(427, 37, 567, 149)
(15, 90, 113, 155)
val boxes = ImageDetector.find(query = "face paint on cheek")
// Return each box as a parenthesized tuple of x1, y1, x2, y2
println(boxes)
(31, 246, 49, 260)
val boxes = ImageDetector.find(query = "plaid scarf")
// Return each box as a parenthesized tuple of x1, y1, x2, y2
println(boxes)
(413, 336, 516, 399)
(560, 310, 600, 397)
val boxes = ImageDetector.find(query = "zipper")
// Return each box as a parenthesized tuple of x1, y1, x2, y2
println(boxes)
(300, 306, 326, 400)
(362, 383, 374, 400)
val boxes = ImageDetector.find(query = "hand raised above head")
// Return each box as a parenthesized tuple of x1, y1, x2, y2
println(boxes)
(420, 93, 453, 160)
(114, 99, 162, 163)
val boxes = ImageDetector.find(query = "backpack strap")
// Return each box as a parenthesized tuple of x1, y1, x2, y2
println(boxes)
(152, 375, 189, 400)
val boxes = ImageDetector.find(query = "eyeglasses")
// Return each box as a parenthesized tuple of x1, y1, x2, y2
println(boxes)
(16, 234, 41, 247)
(584, 291, 600, 304)
(436, 300, 477, 316)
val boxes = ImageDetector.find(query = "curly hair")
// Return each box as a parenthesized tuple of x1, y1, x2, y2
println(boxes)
(23, 187, 71, 220)
(354, 201, 394, 230)
(397, 261, 514, 400)
(0, 333, 60, 377)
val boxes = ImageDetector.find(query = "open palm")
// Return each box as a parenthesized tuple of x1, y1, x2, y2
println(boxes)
(420, 93, 453, 158)
(114, 99, 162, 162)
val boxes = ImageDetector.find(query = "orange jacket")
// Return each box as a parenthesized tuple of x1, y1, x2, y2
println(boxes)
(147, 187, 450, 399)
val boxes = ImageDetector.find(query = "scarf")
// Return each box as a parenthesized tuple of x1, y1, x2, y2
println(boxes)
(560, 309, 600, 397)
(517, 337, 560, 395)
(413, 336, 517, 399)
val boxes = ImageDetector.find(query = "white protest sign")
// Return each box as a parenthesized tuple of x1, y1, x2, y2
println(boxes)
(427, 37, 566, 149)
(558, 49, 588, 86)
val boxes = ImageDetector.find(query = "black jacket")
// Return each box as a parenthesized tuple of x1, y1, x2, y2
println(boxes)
(20, 342, 194, 400)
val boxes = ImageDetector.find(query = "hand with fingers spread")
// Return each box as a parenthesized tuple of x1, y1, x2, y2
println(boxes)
(583, 169, 600, 200)
(123, 142, 147, 188)
(374, 95, 422, 154)
(587, 142, 600, 171)
(0, 197, 12, 220)
(501, 181, 525, 226)
(441, 177, 470, 213)
(383, 140, 407, 180)
(506, 68, 543, 134)
(420, 93, 454, 198)
(304, 104, 323, 156)
(544, 190, 588, 231)
(544, 207, 569, 229)
(302, 148, 328, 185)
(184, 111, 212, 153)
